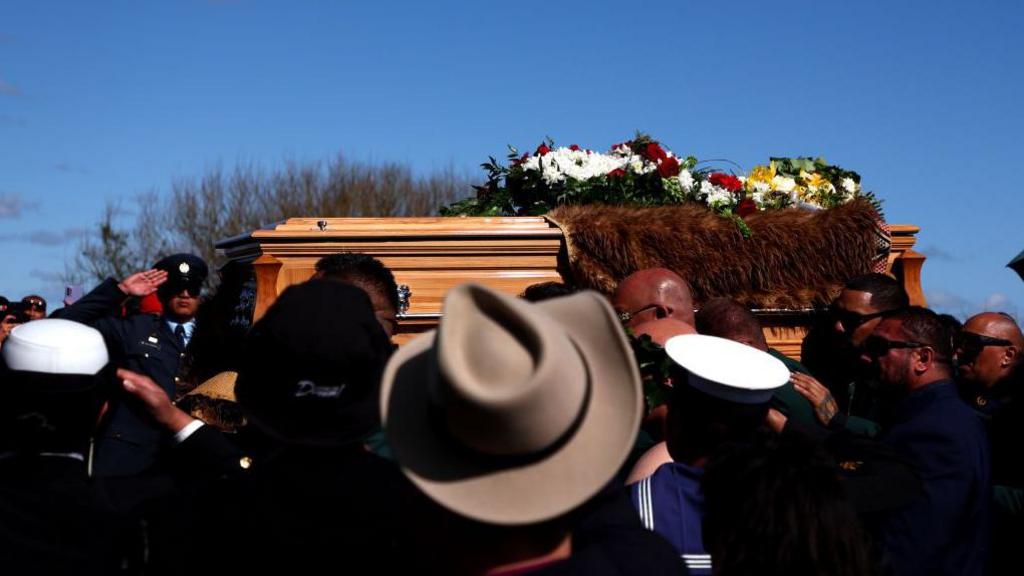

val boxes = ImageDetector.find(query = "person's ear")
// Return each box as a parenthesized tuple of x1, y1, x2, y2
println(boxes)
(1003, 345, 1019, 368)
(914, 346, 935, 373)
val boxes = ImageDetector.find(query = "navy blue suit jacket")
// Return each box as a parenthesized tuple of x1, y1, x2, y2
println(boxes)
(881, 379, 991, 576)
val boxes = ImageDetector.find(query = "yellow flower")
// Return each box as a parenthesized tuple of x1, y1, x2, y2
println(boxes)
(801, 170, 831, 192)
(746, 164, 776, 192)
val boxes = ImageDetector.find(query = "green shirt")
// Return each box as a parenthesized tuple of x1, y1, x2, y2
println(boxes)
(767, 348, 826, 431)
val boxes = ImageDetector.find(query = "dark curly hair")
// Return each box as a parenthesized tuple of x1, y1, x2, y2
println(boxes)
(844, 273, 909, 312)
(314, 252, 399, 312)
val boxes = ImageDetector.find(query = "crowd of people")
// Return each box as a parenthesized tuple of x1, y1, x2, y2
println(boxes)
(1, 252, 1021, 575)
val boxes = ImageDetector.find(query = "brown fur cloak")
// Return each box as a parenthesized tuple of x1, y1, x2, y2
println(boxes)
(546, 199, 889, 309)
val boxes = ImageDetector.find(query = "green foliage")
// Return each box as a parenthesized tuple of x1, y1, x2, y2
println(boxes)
(629, 330, 674, 410)
(446, 134, 690, 217)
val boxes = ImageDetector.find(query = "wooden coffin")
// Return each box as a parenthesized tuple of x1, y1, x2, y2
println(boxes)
(216, 217, 925, 359)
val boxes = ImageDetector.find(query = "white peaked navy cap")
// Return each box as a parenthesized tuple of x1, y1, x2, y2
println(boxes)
(664, 334, 788, 404)
(2, 319, 109, 376)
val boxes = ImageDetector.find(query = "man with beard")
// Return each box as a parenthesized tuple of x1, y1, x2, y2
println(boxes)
(802, 273, 909, 435)
(864, 307, 989, 576)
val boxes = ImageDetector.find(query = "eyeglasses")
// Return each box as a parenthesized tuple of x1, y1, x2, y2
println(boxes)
(956, 331, 1013, 360)
(618, 304, 662, 324)
(830, 306, 898, 332)
(23, 299, 46, 311)
(862, 335, 927, 358)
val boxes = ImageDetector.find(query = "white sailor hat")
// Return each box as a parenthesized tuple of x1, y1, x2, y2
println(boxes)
(663, 334, 788, 404)
(2, 319, 109, 376)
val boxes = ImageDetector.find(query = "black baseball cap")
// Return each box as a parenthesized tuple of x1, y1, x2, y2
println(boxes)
(234, 280, 393, 446)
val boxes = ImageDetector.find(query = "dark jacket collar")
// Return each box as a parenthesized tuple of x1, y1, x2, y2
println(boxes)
(894, 378, 957, 420)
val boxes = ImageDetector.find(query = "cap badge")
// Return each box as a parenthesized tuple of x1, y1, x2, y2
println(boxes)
(179, 262, 190, 274)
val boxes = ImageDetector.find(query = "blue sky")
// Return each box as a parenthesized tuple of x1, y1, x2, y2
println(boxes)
(2, 0, 1022, 319)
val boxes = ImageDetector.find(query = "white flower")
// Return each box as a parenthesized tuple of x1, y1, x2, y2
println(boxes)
(772, 176, 796, 193)
(750, 180, 771, 194)
(701, 181, 735, 209)
(841, 177, 858, 197)
(751, 191, 765, 205)
(539, 158, 565, 185)
(677, 169, 694, 191)
(522, 147, 638, 183)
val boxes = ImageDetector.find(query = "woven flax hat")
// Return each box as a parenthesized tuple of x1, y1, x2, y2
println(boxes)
(381, 284, 642, 525)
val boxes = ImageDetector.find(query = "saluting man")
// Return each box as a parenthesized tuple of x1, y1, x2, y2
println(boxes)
(55, 253, 208, 476)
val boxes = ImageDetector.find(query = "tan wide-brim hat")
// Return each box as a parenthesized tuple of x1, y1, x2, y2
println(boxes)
(380, 284, 642, 526)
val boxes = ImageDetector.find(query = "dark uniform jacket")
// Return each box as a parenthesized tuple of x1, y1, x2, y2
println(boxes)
(54, 278, 191, 476)
(209, 443, 419, 573)
(969, 366, 1024, 576)
(0, 426, 243, 575)
(880, 380, 991, 576)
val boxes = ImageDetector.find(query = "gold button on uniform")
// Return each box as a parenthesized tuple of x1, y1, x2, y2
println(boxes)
(976, 396, 987, 407)
(239, 456, 253, 470)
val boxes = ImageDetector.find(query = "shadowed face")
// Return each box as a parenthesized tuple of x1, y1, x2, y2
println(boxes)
(957, 314, 1020, 389)
(366, 288, 398, 338)
(1, 314, 22, 343)
(861, 318, 916, 390)
(162, 287, 201, 322)
(22, 296, 46, 321)
(831, 289, 887, 347)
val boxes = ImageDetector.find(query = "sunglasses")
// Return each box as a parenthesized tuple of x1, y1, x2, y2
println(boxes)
(830, 306, 898, 332)
(24, 299, 46, 311)
(862, 335, 928, 358)
(618, 304, 663, 324)
(956, 331, 1012, 359)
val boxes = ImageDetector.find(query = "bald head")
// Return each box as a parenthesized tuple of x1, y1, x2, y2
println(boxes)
(958, 312, 1024, 388)
(966, 313, 1024, 346)
(612, 268, 695, 329)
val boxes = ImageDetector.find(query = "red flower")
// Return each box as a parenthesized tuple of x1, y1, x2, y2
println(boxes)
(608, 168, 626, 178)
(709, 173, 743, 193)
(536, 144, 551, 156)
(658, 156, 680, 178)
(735, 198, 758, 218)
(569, 144, 580, 151)
(644, 142, 667, 162)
